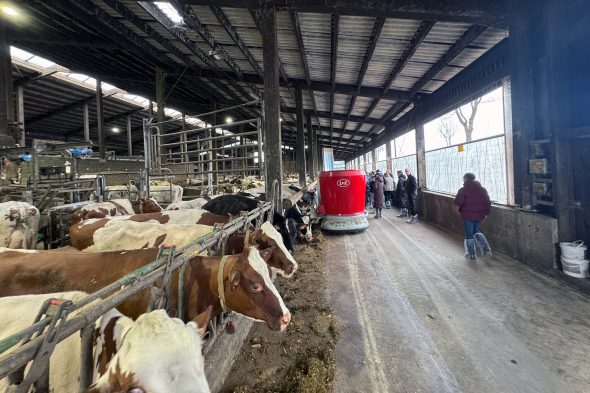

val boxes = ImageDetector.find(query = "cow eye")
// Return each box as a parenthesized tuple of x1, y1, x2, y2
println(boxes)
(127, 389, 144, 393)
(250, 283, 263, 292)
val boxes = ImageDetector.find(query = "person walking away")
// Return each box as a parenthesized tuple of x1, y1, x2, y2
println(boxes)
(454, 172, 492, 260)
(404, 168, 418, 223)
(383, 172, 395, 209)
(372, 171, 385, 218)
(396, 170, 408, 217)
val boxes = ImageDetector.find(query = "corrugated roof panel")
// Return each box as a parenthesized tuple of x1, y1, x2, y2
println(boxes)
(333, 93, 350, 114)
(370, 99, 397, 119)
(335, 16, 374, 85)
(332, 120, 344, 129)
(362, 18, 422, 88)
(298, 13, 332, 82)
(425, 22, 471, 45)
(313, 91, 331, 112)
(351, 96, 373, 117)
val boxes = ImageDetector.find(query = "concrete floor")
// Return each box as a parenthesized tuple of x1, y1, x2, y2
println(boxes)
(324, 208, 590, 393)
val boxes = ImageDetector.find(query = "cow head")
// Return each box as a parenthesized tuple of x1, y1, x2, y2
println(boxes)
(89, 309, 210, 393)
(272, 212, 295, 253)
(252, 222, 298, 278)
(225, 246, 291, 332)
(138, 197, 163, 214)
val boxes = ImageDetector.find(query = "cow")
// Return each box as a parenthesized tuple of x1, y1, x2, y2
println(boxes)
(166, 195, 221, 211)
(70, 219, 215, 252)
(0, 246, 291, 331)
(149, 181, 183, 204)
(285, 201, 313, 242)
(201, 194, 260, 216)
(0, 201, 40, 249)
(76, 209, 232, 226)
(71, 198, 162, 225)
(104, 184, 138, 200)
(0, 292, 210, 393)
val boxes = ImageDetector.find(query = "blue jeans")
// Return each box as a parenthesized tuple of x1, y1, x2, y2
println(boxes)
(463, 220, 481, 239)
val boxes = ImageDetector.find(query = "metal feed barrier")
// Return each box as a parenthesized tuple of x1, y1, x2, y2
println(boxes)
(0, 201, 273, 392)
(142, 100, 264, 200)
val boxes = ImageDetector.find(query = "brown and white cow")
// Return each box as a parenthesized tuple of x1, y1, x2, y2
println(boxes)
(71, 198, 162, 225)
(70, 220, 215, 252)
(0, 246, 290, 331)
(0, 292, 210, 393)
(165, 196, 221, 211)
(0, 201, 40, 249)
(77, 209, 231, 226)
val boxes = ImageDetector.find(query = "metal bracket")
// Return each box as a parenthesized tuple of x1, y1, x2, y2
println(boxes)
(8, 298, 73, 393)
(148, 244, 177, 312)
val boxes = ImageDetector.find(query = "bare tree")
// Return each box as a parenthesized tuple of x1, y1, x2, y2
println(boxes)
(455, 97, 482, 142)
(438, 113, 455, 146)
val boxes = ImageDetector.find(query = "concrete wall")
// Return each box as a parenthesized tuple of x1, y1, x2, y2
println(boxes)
(418, 190, 558, 272)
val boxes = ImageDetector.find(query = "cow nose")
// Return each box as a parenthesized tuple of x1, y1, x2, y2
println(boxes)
(280, 311, 291, 332)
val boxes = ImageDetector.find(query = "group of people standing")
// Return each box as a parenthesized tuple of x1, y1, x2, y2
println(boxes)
(366, 168, 418, 223)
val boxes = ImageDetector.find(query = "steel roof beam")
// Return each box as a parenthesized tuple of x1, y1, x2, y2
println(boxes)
(338, 16, 385, 148)
(290, 11, 318, 116)
(64, 108, 146, 137)
(26, 95, 96, 126)
(48, 0, 177, 73)
(353, 20, 435, 139)
(329, 14, 339, 145)
(282, 121, 366, 138)
(159, 1, 505, 27)
(281, 107, 386, 126)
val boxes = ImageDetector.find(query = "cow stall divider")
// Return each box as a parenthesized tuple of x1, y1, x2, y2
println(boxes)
(141, 100, 264, 201)
(0, 201, 273, 392)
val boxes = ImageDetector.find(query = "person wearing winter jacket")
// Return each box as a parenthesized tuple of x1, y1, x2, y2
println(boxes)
(404, 168, 418, 223)
(395, 170, 408, 217)
(454, 172, 493, 261)
(372, 172, 385, 218)
(383, 172, 395, 209)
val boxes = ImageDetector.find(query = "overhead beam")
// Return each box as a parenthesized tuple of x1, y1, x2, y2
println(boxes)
(339, 16, 385, 147)
(329, 14, 339, 145)
(9, 31, 121, 49)
(153, 0, 506, 27)
(353, 20, 435, 138)
(282, 121, 366, 138)
(26, 95, 95, 126)
(290, 11, 318, 115)
(282, 107, 387, 126)
(64, 108, 145, 137)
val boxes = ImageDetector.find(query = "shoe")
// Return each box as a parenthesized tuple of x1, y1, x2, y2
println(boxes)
(474, 233, 492, 257)
(397, 208, 408, 218)
(405, 215, 418, 224)
(464, 239, 476, 260)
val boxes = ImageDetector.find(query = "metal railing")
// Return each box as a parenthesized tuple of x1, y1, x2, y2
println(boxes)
(0, 201, 273, 391)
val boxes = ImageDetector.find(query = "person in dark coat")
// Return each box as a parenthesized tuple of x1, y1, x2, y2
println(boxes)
(454, 172, 492, 260)
(404, 168, 418, 223)
(372, 172, 385, 218)
(395, 170, 408, 217)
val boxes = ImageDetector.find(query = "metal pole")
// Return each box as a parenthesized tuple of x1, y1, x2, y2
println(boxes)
(127, 115, 133, 156)
(414, 98, 426, 188)
(96, 79, 105, 159)
(306, 114, 313, 180)
(0, 19, 14, 146)
(295, 86, 306, 186)
(311, 125, 318, 177)
(83, 104, 90, 142)
(16, 85, 25, 147)
(261, 3, 282, 205)
(156, 68, 166, 163)
(257, 118, 264, 178)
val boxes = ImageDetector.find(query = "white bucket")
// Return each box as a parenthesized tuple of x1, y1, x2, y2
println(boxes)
(559, 241, 587, 260)
(561, 256, 589, 279)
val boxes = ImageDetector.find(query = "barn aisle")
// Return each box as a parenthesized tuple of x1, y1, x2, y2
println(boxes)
(324, 209, 590, 393)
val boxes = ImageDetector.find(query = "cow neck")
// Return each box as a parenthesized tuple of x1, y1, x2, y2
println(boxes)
(217, 255, 231, 311)
(243, 230, 251, 247)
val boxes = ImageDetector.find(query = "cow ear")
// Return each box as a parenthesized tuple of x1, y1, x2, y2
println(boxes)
(230, 270, 241, 291)
(190, 306, 213, 337)
(259, 246, 273, 262)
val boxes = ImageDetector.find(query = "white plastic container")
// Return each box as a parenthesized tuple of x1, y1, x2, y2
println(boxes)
(561, 256, 589, 279)
(559, 241, 587, 260)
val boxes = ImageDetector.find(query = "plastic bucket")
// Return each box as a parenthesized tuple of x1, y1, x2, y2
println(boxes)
(559, 241, 587, 260)
(561, 256, 589, 279)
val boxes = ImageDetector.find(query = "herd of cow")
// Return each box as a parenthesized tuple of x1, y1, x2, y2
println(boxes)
(0, 189, 316, 392)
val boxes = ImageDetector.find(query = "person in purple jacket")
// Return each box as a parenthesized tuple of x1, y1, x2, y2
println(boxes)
(454, 172, 493, 260)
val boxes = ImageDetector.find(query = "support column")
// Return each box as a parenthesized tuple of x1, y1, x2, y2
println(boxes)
(415, 99, 426, 189)
(181, 113, 188, 164)
(96, 79, 105, 159)
(307, 114, 314, 180)
(83, 104, 90, 142)
(261, 3, 282, 206)
(508, 2, 536, 207)
(317, 136, 323, 171)
(385, 138, 393, 173)
(16, 85, 24, 147)
(156, 67, 166, 163)
(371, 149, 376, 172)
(0, 19, 14, 146)
(127, 115, 133, 156)
(295, 86, 306, 186)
